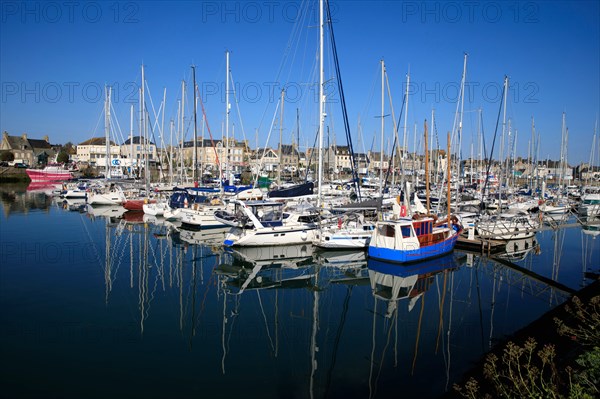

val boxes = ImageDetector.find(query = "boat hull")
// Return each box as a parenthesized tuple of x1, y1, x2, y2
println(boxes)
(224, 225, 317, 247)
(26, 169, 73, 182)
(123, 199, 155, 211)
(313, 231, 372, 249)
(179, 206, 228, 230)
(368, 233, 458, 264)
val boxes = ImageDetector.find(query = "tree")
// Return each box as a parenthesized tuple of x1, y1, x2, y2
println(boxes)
(63, 142, 77, 155)
(57, 150, 70, 164)
(0, 151, 14, 162)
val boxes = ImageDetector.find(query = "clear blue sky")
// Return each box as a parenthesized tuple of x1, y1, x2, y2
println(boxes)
(1, 0, 599, 164)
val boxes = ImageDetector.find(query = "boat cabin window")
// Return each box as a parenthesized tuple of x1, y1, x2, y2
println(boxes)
(413, 220, 432, 236)
(252, 205, 283, 224)
(377, 224, 395, 238)
(298, 214, 319, 224)
(400, 225, 412, 238)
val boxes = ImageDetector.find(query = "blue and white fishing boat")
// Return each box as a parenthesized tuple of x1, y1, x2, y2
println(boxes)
(368, 216, 461, 264)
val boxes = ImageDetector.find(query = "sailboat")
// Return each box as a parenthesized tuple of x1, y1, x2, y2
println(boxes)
(87, 87, 127, 206)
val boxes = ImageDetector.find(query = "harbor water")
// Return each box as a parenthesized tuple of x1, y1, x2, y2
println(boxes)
(1, 184, 599, 398)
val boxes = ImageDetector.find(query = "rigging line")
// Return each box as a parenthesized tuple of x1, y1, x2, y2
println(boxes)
(89, 104, 105, 142)
(361, 62, 384, 124)
(445, 271, 455, 391)
(382, 74, 407, 190)
(411, 293, 425, 375)
(228, 69, 248, 148)
(253, 99, 281, 187)
(144, 80, 165, 138)
(326, 0, 361, 199)
(304, 125, 320, 182)
(481, 77, 507, 205)
(253, 0, 307, 137)
(256, 290, 276, 353)
(109, 101, 127, 146)
(475, 260, 486, 352)
(373, 304, 398, 398)
(283, 0, 311, 85)
(196, 83, 222, 172)
(79, 213, 104, 274)
(323, 286, 353, 397)
(435, 270, 448, 354)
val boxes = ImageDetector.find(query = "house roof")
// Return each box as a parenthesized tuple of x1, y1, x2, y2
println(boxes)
(4, 135, 29, 149)
(2, 133, 52, 151)
(78, 137, 117, 146)
(28, 139, 52, 149)
(123, 136, 155, 145)
(280, 144, 298, 155)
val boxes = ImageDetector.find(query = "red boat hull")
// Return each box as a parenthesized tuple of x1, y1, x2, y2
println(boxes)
(26, 168, 73, 182)
(123, 199, 156, 211)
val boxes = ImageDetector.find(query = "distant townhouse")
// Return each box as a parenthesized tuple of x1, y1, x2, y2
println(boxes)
(1, 132, 57, 165)
(121, 136, 158, 165)
(76, 137, 120, 166)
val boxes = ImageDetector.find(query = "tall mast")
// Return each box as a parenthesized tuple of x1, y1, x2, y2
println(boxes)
(278, 89, 284, 186)
(225, 50, 230, 185)
(499, 76, 508, 211)
(458, 53, 467, 177)
(317, 0, 324, 207)
(141, 64, 149, 192)
(402, 69, 410, 178)
(379, 59, 385, 196)
(296, 108, 300, 180)
(104, 86, 111, 179)
(130, 104, 134, 177)
(180, 80, 185, 182)
(169, 119, 174, 186)
(192, 65, 198, 183)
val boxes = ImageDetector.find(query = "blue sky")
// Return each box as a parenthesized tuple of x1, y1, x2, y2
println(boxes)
(1, 0, 599, 164)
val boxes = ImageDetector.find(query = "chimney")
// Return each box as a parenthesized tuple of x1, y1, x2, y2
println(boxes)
(21, 133, 27, 141)
(43, 135, 49, 143)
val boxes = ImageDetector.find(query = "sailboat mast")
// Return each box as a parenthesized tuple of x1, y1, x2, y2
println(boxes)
(458, 53, 467, 178)
(180, 80, 185, 182)
(130, 104, 134, 177)
(225, 50, 230, 185)
(169, 119, 174, 186)
(317, 0, 325, 207)
(104, 86, 111, 179)
(192, 65, 198, 183)
(499, 76, 509, 210)
(403, 69, 409, 176)
(379, 59, 385, 197)
(278, 89, 284, 186)
(141, 65, 150, 192)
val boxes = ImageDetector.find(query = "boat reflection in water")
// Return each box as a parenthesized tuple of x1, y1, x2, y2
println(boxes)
(216, 244, 316, 293)
(581, 216, 600, 238)
(366, 254, 462, 397)
(497, 236, 541, 262)
(86, 204, 126, 219)
(175, 226, 229, 247)
(368, 254, 459, 317)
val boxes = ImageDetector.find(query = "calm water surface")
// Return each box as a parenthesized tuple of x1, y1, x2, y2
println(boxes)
(1, 184, 599, 398)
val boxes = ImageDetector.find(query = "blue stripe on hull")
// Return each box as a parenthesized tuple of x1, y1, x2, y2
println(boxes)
(368, 235, 458, 264)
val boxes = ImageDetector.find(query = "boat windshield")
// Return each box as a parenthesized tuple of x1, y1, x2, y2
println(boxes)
(253, 205, 283, 223)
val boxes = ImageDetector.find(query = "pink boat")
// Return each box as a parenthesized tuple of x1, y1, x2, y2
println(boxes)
(26, 165, 73, 182)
